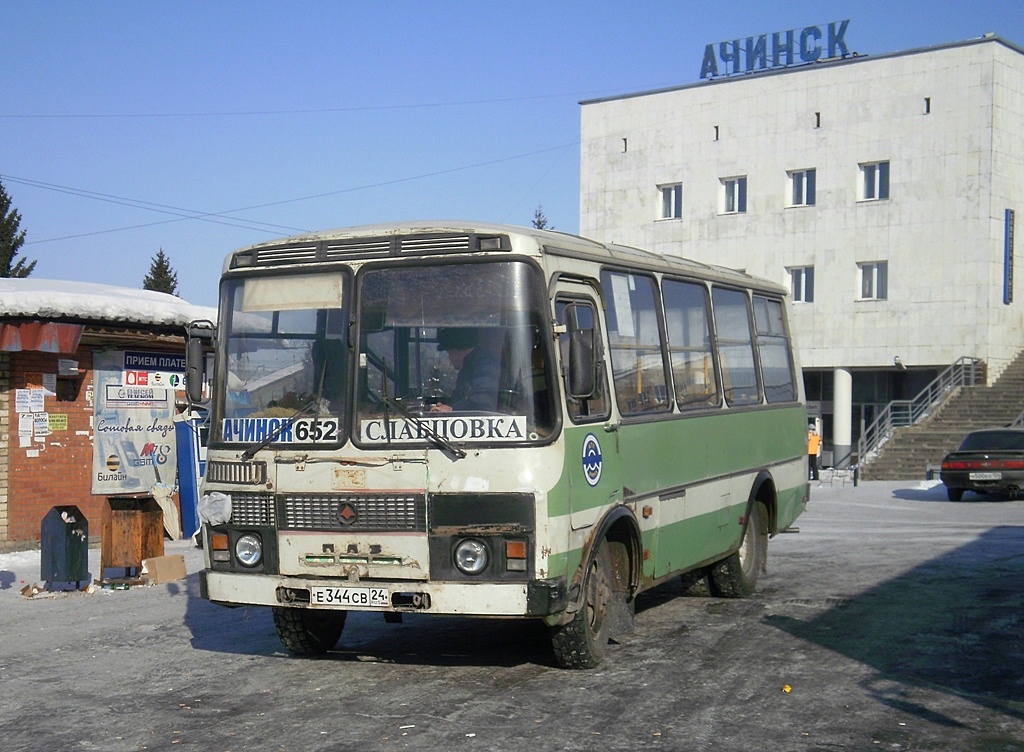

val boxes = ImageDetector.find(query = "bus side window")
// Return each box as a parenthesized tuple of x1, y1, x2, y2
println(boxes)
(556, 299, 610, 423)
(754, 296, 797, 403)
(599, 270, 672, 415)
(711, 287, 761, 406)
(663, 279, 720, 409)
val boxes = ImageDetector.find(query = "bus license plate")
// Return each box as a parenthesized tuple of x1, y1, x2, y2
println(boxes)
(969, 471, 1001, 480)
(310, 587, 390, 608)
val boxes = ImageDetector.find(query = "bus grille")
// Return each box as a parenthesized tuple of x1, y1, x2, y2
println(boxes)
(230, 492, 276, 526)
(206, 460, 267, 485)
(280, 493, 427, 532)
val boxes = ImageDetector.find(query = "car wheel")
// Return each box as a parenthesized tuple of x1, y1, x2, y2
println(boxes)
(946, 487, 964, 502)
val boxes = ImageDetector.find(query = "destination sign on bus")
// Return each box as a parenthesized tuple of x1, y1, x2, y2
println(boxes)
(360, 416, 528, 444)
(221, 417, 340, 444)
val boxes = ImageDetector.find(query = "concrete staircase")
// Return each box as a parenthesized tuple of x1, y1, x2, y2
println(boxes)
(860, 351, 1024, 480)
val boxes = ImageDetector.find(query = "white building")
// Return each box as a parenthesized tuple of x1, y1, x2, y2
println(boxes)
(579, 33, 1024, 465)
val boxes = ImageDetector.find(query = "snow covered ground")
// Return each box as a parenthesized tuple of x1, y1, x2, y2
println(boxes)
(0, 537, 205, 596)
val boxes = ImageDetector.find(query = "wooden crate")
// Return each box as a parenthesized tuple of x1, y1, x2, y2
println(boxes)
(101, 496, 164, 577)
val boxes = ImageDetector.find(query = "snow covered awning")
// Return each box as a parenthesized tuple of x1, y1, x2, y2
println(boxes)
(0, 278, 218, 331)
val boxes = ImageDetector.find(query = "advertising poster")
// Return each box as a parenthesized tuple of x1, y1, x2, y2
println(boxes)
(91, 349, 178, 495)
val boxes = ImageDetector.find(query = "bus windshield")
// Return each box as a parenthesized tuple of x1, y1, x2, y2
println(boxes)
(356, 260, 557, 446)
(216, 270, 350, 445)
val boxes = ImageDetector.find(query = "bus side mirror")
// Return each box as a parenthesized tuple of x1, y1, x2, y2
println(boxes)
(567, 327, 597, 399)
(186, 321, 216, 405)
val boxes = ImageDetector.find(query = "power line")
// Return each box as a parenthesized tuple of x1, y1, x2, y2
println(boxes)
(0, 79, 700, 120)
(0, 89, 650, 120)
(2, 140, 579, 245)
(0, 175, 310, 239)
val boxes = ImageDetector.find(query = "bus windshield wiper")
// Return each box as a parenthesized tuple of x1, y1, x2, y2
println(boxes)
(240, 397, 320, 461)
(241, 360, 328, 461)
(369, 357, 463, 459)
(385, 396, 467, 460)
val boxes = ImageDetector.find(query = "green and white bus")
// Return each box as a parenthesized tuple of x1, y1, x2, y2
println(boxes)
(187, 222, 808, 668)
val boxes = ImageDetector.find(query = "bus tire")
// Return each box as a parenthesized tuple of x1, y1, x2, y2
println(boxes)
(551, 538, 615, 669)
(272, 607, 346, 656)
(708, 503, 766, 599)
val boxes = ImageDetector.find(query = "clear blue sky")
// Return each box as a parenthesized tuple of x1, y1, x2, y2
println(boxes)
(2, 1, 1021, 306)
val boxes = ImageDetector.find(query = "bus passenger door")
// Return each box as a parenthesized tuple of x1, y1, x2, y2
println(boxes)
(554, 292, 622, 532)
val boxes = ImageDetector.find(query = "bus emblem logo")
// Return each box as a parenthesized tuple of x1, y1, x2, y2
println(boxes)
(582, 433, 603, 487)
(338, 502, 358, 526)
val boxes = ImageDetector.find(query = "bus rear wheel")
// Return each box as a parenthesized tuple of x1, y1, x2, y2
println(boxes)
(708, 503, 766, 598)
(273, 607, 346, 656)
(551, 539, 616, 669)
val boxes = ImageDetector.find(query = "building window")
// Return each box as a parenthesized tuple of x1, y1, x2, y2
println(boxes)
(660, 183, 682, 219)
(721, 176, 747, 214)
(789, 266, 814, 302)
(789, 169, 816, 206)
(859, 261, 888, 300)
(860, 161, 889, 201)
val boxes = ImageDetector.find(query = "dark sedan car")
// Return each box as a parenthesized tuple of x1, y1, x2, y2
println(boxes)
(940, 428, 1024, 501)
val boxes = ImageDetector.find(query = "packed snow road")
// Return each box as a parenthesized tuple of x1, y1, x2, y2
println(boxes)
(1, 478, 1022, 752)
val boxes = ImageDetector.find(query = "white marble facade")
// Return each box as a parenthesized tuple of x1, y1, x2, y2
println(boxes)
(580, 36, 1024, 384)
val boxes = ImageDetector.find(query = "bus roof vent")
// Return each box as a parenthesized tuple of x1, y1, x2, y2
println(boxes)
(254, 244, 319, 265)
(400, 234, 473, 254)
(240, 232, 511, 266)
(323, 238, 393, 259)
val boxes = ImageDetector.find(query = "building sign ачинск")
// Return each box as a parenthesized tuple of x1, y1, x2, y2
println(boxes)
(700, 20, 850, 79)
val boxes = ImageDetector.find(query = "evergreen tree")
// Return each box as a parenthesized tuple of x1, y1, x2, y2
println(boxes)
(0, 178, 36, 277)
(143, 248, 179, 295)
(532, 205, 553, 230)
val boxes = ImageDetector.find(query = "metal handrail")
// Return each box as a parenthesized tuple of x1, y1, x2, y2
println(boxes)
(857, 356, 983, 466)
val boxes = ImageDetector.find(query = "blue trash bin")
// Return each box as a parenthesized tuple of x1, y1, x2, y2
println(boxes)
(40, 505, 90, 591)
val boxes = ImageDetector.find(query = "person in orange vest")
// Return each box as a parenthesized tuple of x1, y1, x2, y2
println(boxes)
(807, 424, 821, 481)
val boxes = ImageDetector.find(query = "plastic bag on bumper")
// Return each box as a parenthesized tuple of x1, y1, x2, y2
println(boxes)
(198, 492, 232, 526)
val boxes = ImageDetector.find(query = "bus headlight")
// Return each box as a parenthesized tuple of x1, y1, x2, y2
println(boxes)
(234, 533, 263, 568)
(453, 538, 488, 575)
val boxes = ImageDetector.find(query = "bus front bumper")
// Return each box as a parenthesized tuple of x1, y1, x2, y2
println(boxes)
(200, 570, 568, 618)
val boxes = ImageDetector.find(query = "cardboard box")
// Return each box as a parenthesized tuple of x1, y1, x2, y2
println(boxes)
(141, 554, 187, 585)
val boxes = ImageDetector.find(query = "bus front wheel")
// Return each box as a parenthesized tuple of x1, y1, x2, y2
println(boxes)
(551, 538, 619, 669)
(708, 503, 766, 598)
(273, 607, 346, 656)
